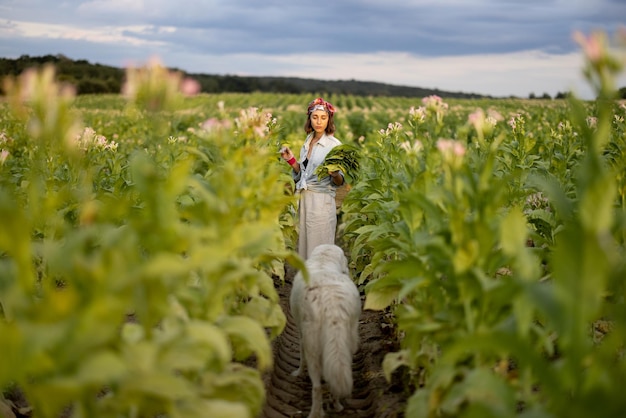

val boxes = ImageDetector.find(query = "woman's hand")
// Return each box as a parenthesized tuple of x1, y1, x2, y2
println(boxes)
(280, 146, 299, 172)
(280, 146, 294, 161)
(329, 170, 344, 185)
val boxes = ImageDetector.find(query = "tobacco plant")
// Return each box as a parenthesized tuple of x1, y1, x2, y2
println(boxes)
(0, 62, 301, 418)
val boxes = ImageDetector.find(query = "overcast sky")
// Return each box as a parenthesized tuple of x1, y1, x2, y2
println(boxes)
(1, 0, 625, 99)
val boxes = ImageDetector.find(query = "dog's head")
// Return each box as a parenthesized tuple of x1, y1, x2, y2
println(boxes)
(310, 244, 349, 275)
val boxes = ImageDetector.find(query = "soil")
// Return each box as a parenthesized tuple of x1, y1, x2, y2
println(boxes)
(259, 262, 409, 418)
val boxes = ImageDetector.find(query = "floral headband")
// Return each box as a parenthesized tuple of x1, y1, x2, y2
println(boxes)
(307, 97, 335, 116)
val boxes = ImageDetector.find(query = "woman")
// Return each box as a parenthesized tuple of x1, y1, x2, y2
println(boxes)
(280, 97, 344, 259)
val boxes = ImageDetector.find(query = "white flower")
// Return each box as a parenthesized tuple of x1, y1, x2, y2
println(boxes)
(400, 140, 424, 155)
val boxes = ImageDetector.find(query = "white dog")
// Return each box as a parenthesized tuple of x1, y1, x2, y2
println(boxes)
(290, 244, 361, 418)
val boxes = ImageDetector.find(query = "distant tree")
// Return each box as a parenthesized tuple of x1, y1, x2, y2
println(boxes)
(540, 92, 552, 100)
(267, 80, 300, 94)
(0, 55, 494, 98)
(220, 75, 255, 92)
(77, 78, 109, 94)
(528, 92, 536, 99)
(197, 77, 220, 93)
(105, 78, 122, 94)
(619, 86, 626, 99)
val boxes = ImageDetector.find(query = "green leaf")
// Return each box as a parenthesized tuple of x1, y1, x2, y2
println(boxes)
(140, 253, 189, 278)
(158, 320, 232, 372)
(176, 399, 250, 418)
(314, 143, 361, 183)
(440, 367, 516, 417)
(500, 206, 527, 256)
(579, 170, 616, 233)
(405, 389, 429, 418)
(219, 316, 272, 370)
(364, 287, 398, 310)
(452, 239, 479, 274)
(122, 371, 195, 399)
(241, 296, 286, 339)
(75, 350, 127, 385)
(382, 349, 410, 382)
(121, 322, 145, 344)
(201, 364, 265, 417)
(27, 377, 82, 418)
(122, 341, 157, 373)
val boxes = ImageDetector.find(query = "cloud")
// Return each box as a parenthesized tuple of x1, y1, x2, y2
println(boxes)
(1, 0, 624, 99)
(0, 20, 169, 47)
(77, 0, 145, 15)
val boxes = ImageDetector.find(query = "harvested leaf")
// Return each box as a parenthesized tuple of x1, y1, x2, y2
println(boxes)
(315, 144, 361, 184)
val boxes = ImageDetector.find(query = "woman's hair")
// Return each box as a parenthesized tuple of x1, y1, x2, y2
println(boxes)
(304, 97, 336, 134)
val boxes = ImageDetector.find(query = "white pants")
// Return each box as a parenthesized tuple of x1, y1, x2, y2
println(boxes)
(297, 190, 337, 259)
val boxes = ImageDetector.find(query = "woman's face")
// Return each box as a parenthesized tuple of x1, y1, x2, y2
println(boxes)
(310, 110, 329, 136)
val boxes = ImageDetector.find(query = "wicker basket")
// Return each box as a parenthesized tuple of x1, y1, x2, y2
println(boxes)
(335, 183, 352, 209)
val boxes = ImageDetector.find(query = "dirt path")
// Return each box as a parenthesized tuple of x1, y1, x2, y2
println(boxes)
(259, 264, 408, 418)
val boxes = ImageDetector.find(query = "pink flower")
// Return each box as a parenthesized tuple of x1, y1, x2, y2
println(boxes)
(617, 26, 626, 46)
(468, 109, 485, 131)
(437, 139, 466, 170)
(181, 78, 201, 96)
(201, 117, 221, 130)
(422, 95, 448, 110)
(573, 30, 604, 63)
(436, 139, 466, 157)
(422, 95, 442, 105)
(201, 117, 232, 133)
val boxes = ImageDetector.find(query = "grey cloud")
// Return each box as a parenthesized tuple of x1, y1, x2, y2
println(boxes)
(2, 0, 625, 59)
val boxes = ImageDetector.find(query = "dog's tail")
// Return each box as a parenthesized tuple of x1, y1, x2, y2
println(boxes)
(322, 305, 355, 399)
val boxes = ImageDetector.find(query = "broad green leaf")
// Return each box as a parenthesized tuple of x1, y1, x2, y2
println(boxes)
(75, 350, 127, 385)
(440, 367, 516, 417)
(452, 240, 479, 274)
(382, 349, 410, 382)
(405, 390, 429, 418)
(200, 364, 265, 417)
(175, 399, 250, 418)
(27, 377, 82, 418)
(241, 296, 286, 339)
(364, 287, 398, 310)
(579, 171, 616, 233)
(155, 318, 230, 373)
(122, 371, 195, 399)
(187, 320, 231, 365)
(121, 322, 145, 344)
(500, 206, 527, 256)
(140, 253, 189, 278)
(219, 316, 272, 370)
(122, 341, 158, 373)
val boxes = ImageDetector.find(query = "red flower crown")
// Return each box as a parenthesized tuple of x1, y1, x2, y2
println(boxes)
(307, 97, 335, 116)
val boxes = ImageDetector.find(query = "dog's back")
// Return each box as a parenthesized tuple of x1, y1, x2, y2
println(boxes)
(290, 244, 361, 417)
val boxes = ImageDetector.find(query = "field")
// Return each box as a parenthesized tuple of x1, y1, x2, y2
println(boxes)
(0, 45, 625, 418)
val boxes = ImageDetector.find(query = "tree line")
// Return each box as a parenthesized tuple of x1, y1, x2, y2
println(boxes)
(0, 54, 486, 99)
(2, 54, 624, 99)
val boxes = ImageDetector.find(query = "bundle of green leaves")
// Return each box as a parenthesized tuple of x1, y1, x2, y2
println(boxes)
(315, 143, 361, 184)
